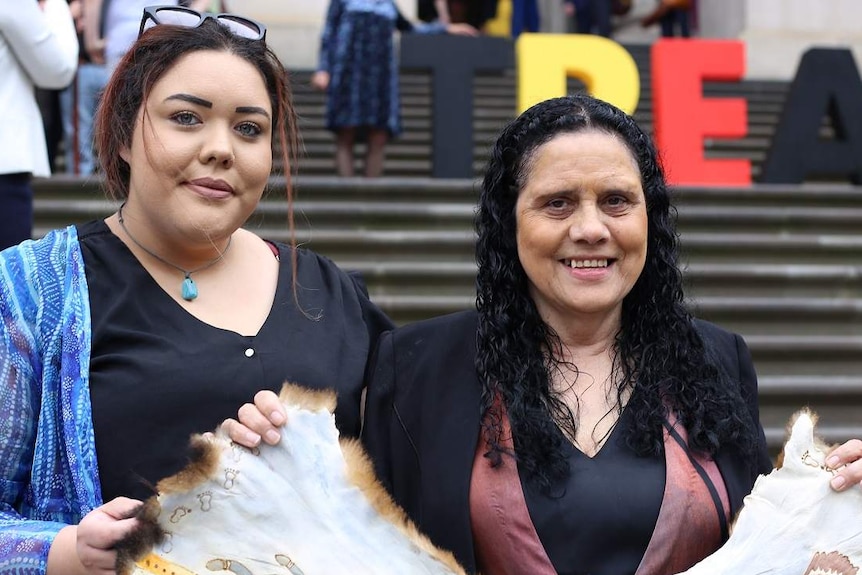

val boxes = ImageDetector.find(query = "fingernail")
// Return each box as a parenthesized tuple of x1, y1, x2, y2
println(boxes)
(826, 455, 840, 468)
(270, 411, 285, 425)
(831, 475, 846, 490)
(265, 430, 281, 444)
(246, 432, 261, 446)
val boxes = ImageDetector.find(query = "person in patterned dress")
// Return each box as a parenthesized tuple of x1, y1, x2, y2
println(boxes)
(312, 0, 476, 177)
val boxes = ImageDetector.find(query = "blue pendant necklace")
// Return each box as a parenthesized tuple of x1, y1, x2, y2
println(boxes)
(117, 202, 232, 301)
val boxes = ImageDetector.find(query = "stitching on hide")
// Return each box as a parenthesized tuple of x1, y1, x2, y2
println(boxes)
(801, 450, 837, 475)
(803, 551, 860, 575)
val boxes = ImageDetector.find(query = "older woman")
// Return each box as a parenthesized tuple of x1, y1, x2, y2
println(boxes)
(0, 6, 391, 574)
(361, 94, 772, 574)
(230, 94, 862, 575)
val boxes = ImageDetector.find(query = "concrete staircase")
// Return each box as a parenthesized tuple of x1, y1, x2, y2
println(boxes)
(31, 44, 862, 453)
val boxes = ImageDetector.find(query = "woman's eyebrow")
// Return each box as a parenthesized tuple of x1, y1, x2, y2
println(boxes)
(165, 93, 212, 108)
(163, 94, 270, 120)
(236, 106, 271, 120)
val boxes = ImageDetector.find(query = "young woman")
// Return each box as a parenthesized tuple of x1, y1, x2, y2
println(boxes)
(0, 7, 392, 574)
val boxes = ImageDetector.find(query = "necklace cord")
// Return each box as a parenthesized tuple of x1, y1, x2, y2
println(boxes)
(116, 202, 232, 300)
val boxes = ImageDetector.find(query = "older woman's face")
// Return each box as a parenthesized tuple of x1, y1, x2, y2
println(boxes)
(515, 130, 647, 327)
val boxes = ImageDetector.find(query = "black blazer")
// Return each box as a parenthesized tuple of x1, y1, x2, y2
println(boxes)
(362, 310, 772, 574)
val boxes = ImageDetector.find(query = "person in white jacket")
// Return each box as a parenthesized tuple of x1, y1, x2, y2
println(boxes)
(0, 0, 77, 251)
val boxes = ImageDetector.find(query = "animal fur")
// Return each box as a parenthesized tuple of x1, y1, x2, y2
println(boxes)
(115, 383, 466, 575)
(673, 409, 862, 574)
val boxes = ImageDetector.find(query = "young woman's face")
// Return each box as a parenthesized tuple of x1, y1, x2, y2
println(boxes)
(515, 130, 648, 328)
(121, 49, 273, 246)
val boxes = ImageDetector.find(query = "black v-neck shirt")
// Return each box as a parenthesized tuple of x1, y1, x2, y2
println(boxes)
(520, 408, 666, 575)
(77, 219, 392, 502)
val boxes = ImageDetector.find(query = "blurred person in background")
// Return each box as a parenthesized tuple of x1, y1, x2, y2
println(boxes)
(418, 0, 451, 23)
(510, 0, 539, 38)
(641, 0, 692, 37)
(0, 0, 77, 250)
(83, 0, 211, 71)
(449, 0, 498, 29)
(312, 0, 478, 178)
(60, 0, 109, 175)
(563, 0, 620, 37)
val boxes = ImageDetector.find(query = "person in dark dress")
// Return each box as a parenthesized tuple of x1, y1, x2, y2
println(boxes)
(641, 0, 692, 37)
(0, 7, 392, 575)
(312, 0, 476, 178)
(230, 94, 862, 574)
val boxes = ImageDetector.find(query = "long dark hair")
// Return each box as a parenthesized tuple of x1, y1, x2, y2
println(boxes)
(475, 94, 755, 489)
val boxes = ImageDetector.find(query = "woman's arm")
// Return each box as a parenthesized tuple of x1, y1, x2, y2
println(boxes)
(81, 0, 104, 64)
(360, 331, 398, 491)
(733, 332, 773, 476)
(0, 247, 63, 575)
(0, 233, 139, 575)
(434, 0, 451, 24)
(312, 0, 346, 91)
(46, 499, 142, 575)
(317, 0, 344, 74)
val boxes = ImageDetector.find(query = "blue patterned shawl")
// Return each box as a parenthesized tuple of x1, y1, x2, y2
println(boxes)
(0, 226, 101, 575)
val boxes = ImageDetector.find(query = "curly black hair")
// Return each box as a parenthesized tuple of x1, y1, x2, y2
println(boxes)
(475, 94, 756, 490)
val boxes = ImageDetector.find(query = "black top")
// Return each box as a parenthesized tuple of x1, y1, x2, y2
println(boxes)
(77, 219, 392, 502)
(362, 310, 771, 574)
(520, 407, 665, 575)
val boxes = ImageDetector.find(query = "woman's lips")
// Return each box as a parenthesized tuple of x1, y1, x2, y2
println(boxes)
(561, 258, 615, 280)
(186, 178, 234, 199)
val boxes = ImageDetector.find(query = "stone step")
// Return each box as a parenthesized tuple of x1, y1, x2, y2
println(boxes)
(31, 220, 862, 265)
(34, 194, 862, 230)
(331, 260, 862, 299)
(741, 335, 862, 379)
(684, 263, 862, 298)
(762, 423, 860, 450)
(679, 232, 862, 265)
(759, 375, 862, 396)
(362, 294, 861, 334)
(687, 297, 862, 336)
(35, 177, 862, 206)
(759, 380, 862, 449)
(673, 185, 862, 207)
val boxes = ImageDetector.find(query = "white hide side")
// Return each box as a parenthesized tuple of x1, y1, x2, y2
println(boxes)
(129, 402, 464, 575)
(675, 413, 862, 575)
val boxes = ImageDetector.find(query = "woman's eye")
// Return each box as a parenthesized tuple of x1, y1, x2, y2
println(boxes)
(547, 198, 568, 210)
(236, 122, 262, 138)
(605, 195, 629, 208)
(171, 111, 200, 126)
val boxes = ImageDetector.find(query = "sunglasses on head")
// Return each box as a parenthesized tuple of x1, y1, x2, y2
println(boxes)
(139, 5, 266, 41)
